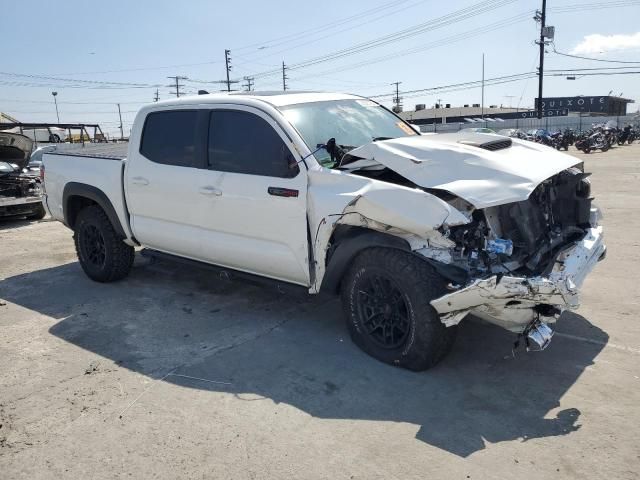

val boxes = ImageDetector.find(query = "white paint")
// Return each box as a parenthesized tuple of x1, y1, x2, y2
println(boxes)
(345, 133, 581, 208)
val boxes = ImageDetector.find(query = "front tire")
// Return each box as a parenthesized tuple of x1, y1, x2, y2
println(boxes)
(74, 205, 134, 282)
(340, 248, 456, 371)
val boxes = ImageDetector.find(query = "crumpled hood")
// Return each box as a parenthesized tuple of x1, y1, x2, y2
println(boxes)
(345, 133, 581, 208)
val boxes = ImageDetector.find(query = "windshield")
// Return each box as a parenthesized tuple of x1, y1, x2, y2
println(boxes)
(280, 99, 416, 166)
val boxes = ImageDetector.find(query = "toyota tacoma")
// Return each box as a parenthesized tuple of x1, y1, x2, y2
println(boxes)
(42, 92, 606, 371)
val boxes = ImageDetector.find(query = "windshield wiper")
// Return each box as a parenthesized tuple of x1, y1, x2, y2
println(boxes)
(372, 136, 393, 142)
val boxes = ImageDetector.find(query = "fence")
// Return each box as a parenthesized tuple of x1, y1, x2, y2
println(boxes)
(417, 114, 640, 134)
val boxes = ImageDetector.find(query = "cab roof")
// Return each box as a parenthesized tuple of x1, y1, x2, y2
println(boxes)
(150, 91, 363, 109)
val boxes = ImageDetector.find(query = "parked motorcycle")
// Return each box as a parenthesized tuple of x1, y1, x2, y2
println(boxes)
(563, 128, 576, 146)
(617, 125, 634, 145)
(550, 131, 570, 151)
(575, 126, 610, 153)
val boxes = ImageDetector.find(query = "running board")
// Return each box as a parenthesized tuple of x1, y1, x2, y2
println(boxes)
(139, 249, 309, 296)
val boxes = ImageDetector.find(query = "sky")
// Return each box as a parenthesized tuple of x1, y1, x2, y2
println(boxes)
(2, 0, 639, 137)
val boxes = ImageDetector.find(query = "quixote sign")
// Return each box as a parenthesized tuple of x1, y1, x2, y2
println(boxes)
(518, 109, 568, 118)
(535, 96, 608, 113)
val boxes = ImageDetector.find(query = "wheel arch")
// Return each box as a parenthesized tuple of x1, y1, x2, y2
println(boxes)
(62, 182, 126, 238)
(319, 226, 411, 294)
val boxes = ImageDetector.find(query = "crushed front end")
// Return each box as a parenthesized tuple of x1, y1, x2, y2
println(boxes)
(428, 167, 606, 343)
(0, 132, 43, 218)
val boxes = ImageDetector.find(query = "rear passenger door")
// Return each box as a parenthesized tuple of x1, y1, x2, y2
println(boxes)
(197, 106, 310, 285)
(125, 109, 210, 259)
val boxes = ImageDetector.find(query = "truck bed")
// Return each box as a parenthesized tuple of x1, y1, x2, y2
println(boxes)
(46, 143, 128, 160)
(42, 144, 134, 242)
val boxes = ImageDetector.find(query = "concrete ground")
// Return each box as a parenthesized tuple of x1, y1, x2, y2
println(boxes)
(1, 145, 639, 480)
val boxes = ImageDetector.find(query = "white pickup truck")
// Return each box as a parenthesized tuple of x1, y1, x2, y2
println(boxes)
(43, 92, 606, 371)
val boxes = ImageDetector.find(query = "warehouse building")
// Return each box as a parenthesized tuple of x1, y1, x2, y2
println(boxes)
(535, 95, 634, 116)
(398, 103, 533, 126)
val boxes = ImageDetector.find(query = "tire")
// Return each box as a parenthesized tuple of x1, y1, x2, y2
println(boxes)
(26, 203, 46, 220)
(73, 205, 134, 282)
(340, 248, 456, 371)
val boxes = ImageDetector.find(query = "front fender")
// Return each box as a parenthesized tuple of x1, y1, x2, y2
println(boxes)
(320, 229, 410, 293)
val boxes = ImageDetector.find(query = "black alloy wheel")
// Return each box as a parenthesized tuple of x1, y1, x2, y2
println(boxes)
(355, 273, 411, 349)
(79, 223, 106, 268)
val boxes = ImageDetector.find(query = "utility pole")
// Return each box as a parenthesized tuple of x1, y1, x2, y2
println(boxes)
(243, 76, 254, 91)
(167, 76, 187, 97)
(391, 81, 402, 113)
(153, 89, 159, 102)
(282, 61, 288, 91)
(535, 0, 553, 119)
(481, 54, 485, 120)
(117, 103, 124, 141)
(51, 91, 60, 123)
(224, 49, 233, 92)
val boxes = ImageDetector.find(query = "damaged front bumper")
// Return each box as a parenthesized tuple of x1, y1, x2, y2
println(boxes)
(430, 226, 605, 333)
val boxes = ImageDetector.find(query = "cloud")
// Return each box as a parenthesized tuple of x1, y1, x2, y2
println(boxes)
(570, 32, 640, 55)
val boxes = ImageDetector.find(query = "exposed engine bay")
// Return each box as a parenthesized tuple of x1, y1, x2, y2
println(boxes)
(446, 166, 593, 279)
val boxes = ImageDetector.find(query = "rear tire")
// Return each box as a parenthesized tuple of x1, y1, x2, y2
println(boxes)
(340, 248, 456, 371)
(74, 205, 134, 282)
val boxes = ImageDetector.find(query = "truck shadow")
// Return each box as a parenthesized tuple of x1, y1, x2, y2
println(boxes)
(0, 216, 51, 230)
(0, 256, 608, 457)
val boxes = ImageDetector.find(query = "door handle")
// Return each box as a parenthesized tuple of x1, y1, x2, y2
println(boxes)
(199, 186, 222, 196)
(131, 176, 149, 186)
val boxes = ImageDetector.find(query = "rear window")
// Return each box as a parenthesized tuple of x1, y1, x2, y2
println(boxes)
(140, 110, 200, 167)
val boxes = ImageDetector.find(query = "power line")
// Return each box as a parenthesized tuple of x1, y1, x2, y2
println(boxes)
(243, 0, 637, 82)
(0, 80, 157, 90)
(551, 46, 640, 64)
(28, 60, 224, 77)
(247, 0, 518, 79)
(0, 98, 148, 105)
(549, 0, 640, 13)
(369, 72, 536, 99)
(233, 0, 428, 65)
(233, 0, 418, 53)
(0, 71, 160, 87)
(293, 11, 532, 82)
(370, 68, 640, 103)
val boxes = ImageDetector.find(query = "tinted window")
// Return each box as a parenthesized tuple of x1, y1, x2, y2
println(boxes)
(140, 110, 200, 167)
(208, 110, 298, 178)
